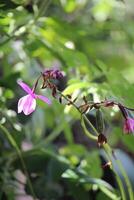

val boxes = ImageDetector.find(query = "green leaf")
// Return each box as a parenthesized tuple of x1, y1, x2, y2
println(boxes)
(80, 151, 103, 178)
(122, 135, 134, 152)
(63, 82, 89, 95)
(62, 169, 79, 179)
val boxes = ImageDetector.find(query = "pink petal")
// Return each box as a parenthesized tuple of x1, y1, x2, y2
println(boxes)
(36, 95, 51, 105)
(18, 95, 28, 113)
(17, 80, 32, 94)
(123, 118, 134, 134)
(18, 95, 36, 115)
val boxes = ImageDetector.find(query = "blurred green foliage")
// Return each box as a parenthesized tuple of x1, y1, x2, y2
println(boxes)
(0, 0, 134, 199)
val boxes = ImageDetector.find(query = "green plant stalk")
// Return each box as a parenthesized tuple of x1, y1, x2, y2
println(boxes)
(103, 144, 126, 200)
(81, 116, 97, 140)
(59, 92, 133, 200)
(104, 143, 134, 200)
(35, 0, 52, 20)
(83, 118, 134, 200)
(0, 124, 36, 200)
(116, 156, 134, 200)
(82, 117, 133, 200)
(81, 116, 126, 200)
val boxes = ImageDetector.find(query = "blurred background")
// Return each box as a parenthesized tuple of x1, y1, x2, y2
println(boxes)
(0, 0, 134, 199)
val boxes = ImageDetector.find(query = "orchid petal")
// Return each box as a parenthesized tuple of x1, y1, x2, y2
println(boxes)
(17, 80, 32, 94)
(36, 95, 51, 105)
(18, 95, 36, 115)
(23, 95, 36, 115)
(18, 95, 28, 113)
(123, 118, 134, 134)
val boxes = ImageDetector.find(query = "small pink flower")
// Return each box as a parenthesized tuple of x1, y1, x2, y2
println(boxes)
(17, 81, 51, 115)
(123, 117, 134, 134)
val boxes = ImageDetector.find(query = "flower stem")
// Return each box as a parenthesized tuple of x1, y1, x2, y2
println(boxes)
(58, 91, 133, 200)
(59, 91, 98, 138)
(81, 116, 126, 200)
(81, 116, 97, 141)
(116, 159, 134, 200)
(103, 144, 127, 200)
(0, 124, 36, 200)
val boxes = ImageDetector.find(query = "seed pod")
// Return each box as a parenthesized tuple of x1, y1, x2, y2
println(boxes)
(96, 109, 105, 133)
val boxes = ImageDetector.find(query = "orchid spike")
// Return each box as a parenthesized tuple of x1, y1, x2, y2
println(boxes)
(17, 80, 51, 115)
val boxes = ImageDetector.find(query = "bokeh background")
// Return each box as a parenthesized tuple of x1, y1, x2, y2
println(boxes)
(0, 0, 134, 199)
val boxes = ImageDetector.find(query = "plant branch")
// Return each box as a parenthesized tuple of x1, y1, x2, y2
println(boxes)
(57, 90, 133, 200)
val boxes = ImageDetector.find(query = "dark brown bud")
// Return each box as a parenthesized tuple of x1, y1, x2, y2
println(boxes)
(98, 133, 107, 147)
(102, 161, 111, 169)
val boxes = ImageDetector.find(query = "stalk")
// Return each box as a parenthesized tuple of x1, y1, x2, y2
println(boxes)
(58, 91, 134, 200)
(0, 124, 36, 200)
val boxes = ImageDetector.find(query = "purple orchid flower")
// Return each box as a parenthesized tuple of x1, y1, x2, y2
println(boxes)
(17, 80, 51, 115)
(123, 117, 134, 134)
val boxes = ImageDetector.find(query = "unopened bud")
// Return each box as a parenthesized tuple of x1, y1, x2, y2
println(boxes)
(98, 133, 107, 147)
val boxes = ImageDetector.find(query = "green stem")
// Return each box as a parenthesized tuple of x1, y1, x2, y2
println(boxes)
(83, 115, 99, 136)
(113, 171, 126, 200)
(116, 159, 134, 200)
(81, 116, 126, 200)
(81, 116, 97, 141)
(0, 124, 36, 200)
(104, 143, 133, 200)
(36, 0, 52, 19)
(59, 91, 132, 200)
(103, 144, 126, 200)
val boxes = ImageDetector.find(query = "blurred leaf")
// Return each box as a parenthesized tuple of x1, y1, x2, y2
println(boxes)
(0, 72, 20, 89)
(13, 148, 69, 173)
(80, 151, 103, 178)
(62, 169, 79, 179)
(4, 89, 14, 99)
(63, 81, 89, 95)
(62, 168, 118, 199)
(11, 0, 30, 5)
(97, 192, 115, 200)
(122, 135, 134, 152)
